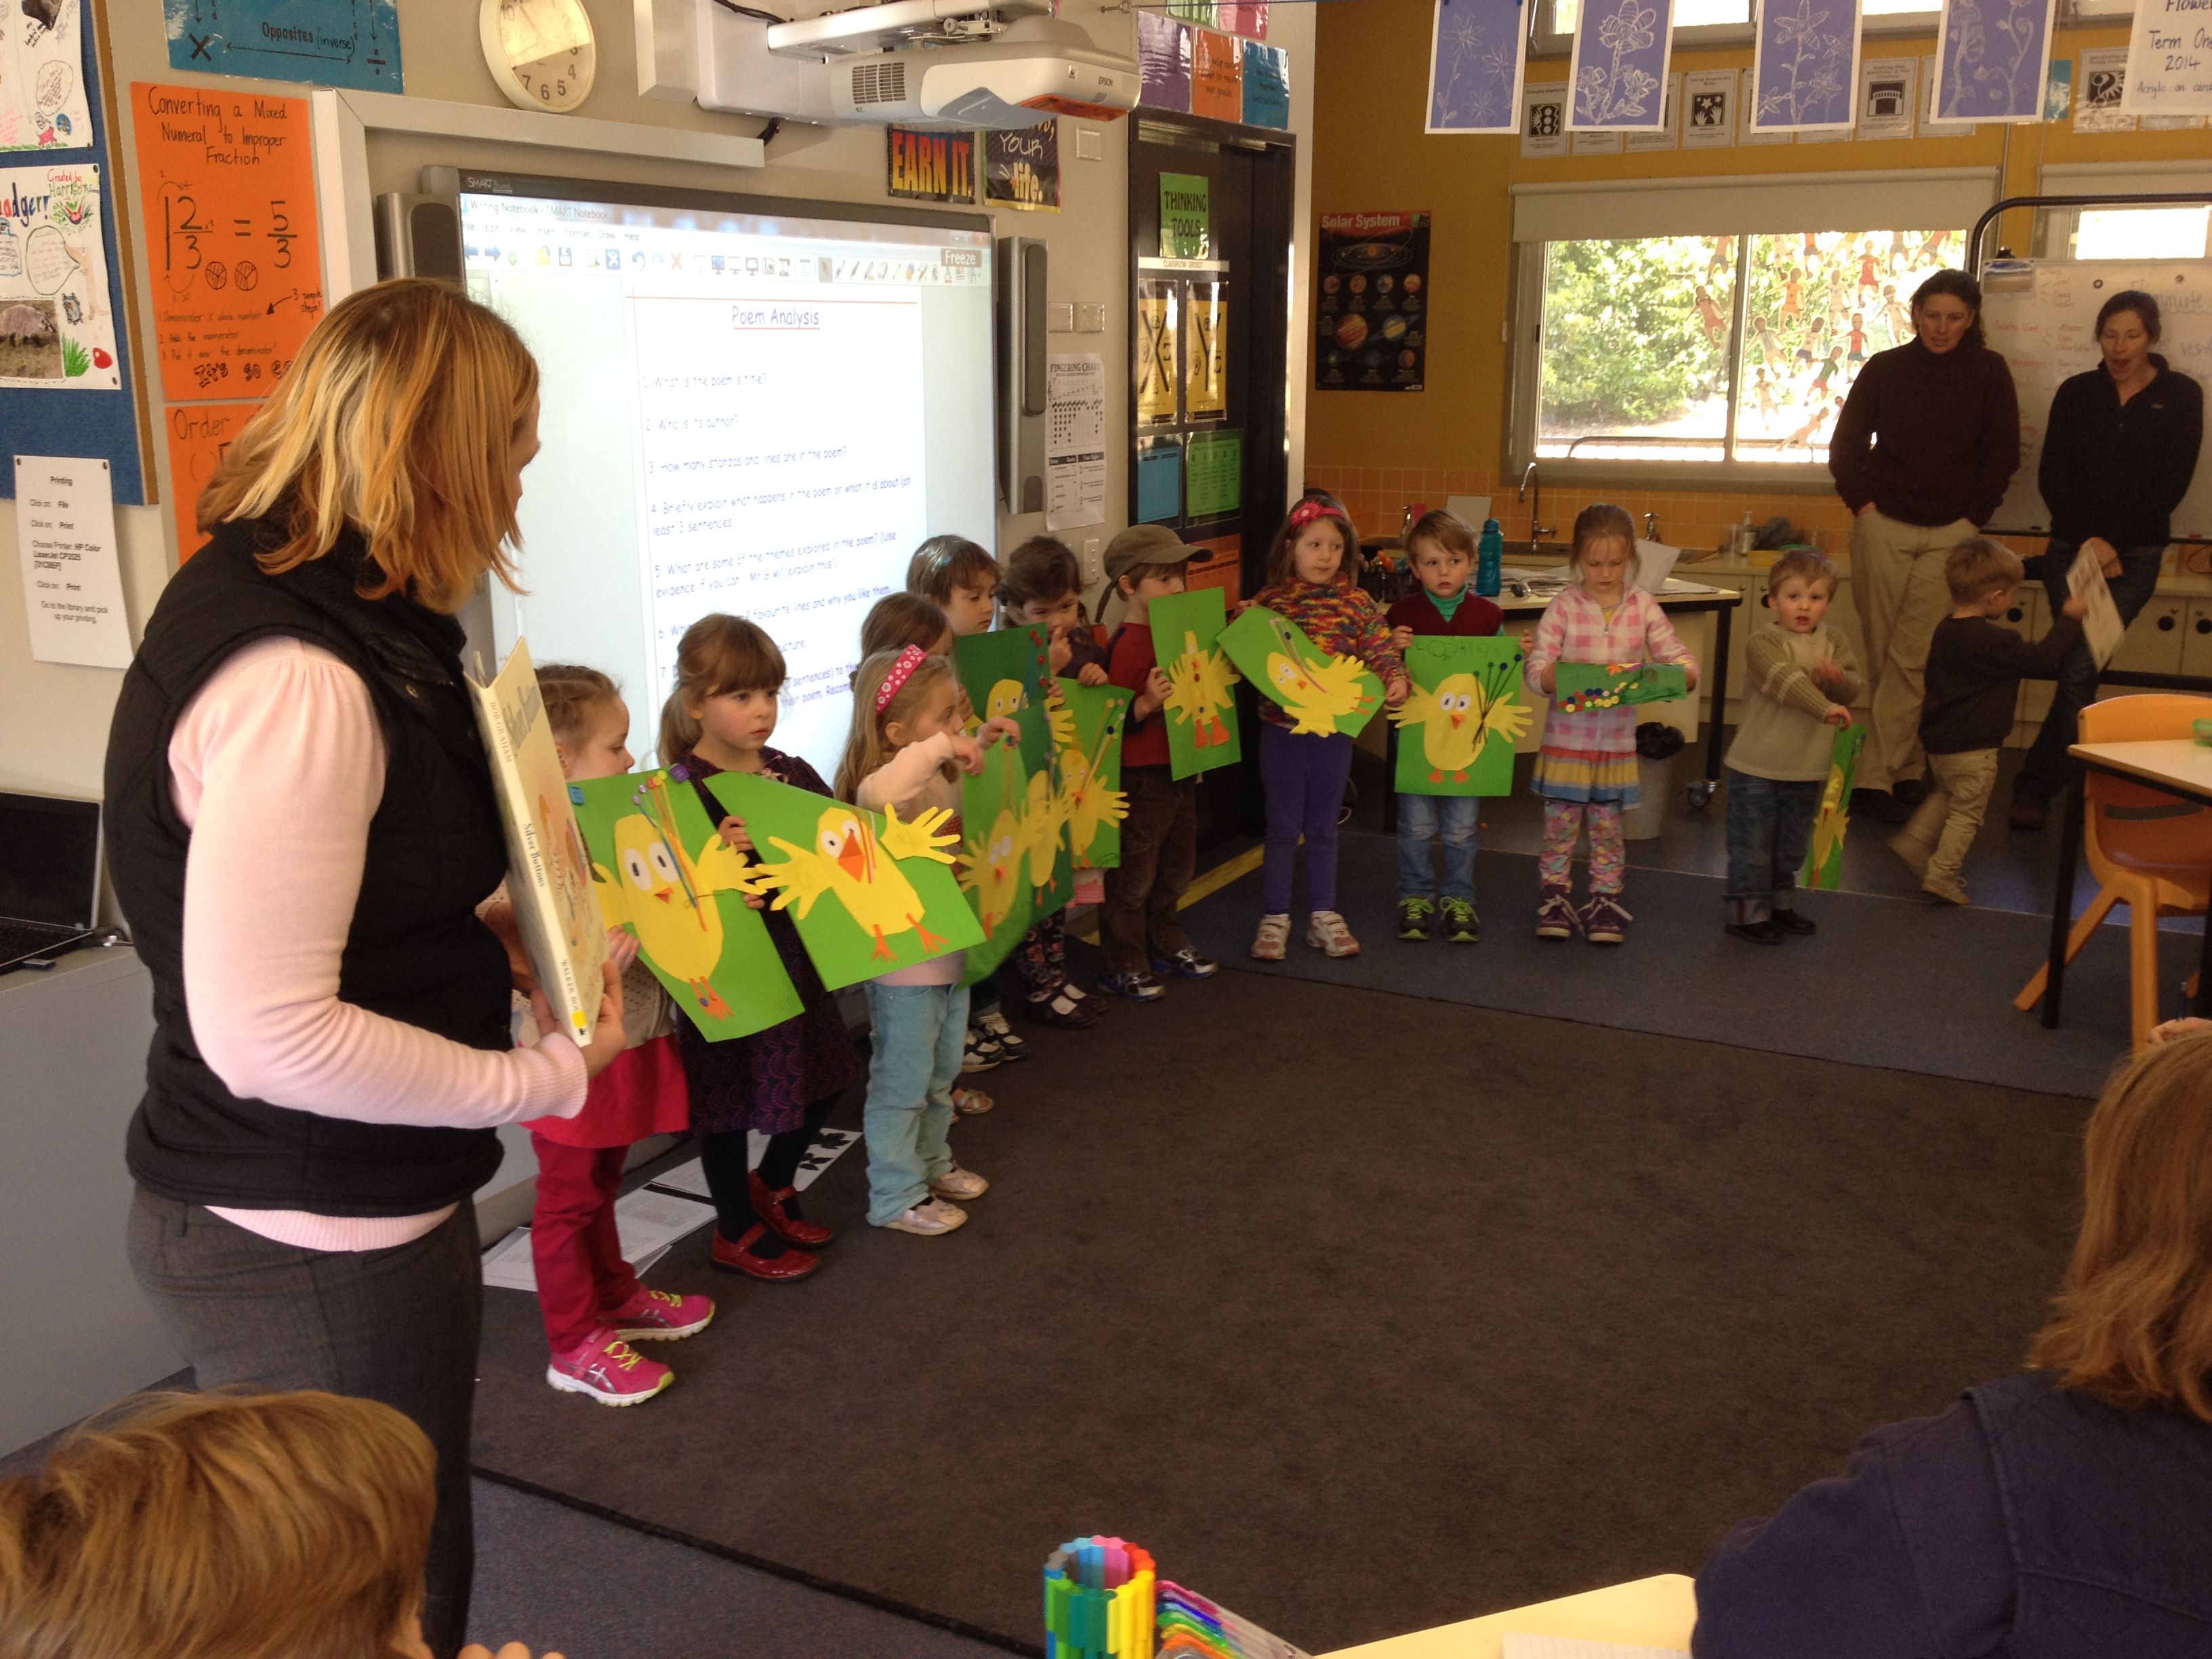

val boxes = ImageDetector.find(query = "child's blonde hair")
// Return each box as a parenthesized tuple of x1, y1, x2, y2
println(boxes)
(1945, 537, 2024, 603)
(535, 661, 622, 750)
(0, 1390, 434, 1659)
(857, 592, 951, 664)
(1765, 549, 1838, 598)
(836, 647, 958, 802)
(1406, 508, 1476, 565)
(1568, 503, 1641, 579)
(199, 278, 539, 615)
(657, 614, 786, 764)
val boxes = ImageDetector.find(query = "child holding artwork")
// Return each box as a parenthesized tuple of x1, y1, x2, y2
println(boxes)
(836, 646, 1012, 1235)
(994, 535, 1110, 1028)
(1523, 504, 1698, 945)
(1248, 495, 1408, 962)
(523, 663, 710, 1409)
(1719, 552, 1862, 945)
(1887, 539, 2085, 906)
(908, 535, 1024, 1071)
(1385, 509, 1504, 944)
(659, 614, 862, 1283)
(1098, 525, 1219, 1001)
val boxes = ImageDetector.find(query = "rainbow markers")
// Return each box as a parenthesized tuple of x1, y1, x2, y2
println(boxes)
(1044, 1536, 1157, 1659)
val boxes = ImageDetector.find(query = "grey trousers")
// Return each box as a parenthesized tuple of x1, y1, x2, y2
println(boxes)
(127, 1188, 482, 1658)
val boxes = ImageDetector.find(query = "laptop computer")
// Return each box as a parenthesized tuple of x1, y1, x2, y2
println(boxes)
(0, 791, 106, 973)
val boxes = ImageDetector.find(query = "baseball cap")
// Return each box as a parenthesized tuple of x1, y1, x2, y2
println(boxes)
(1103, 523, 1200, 586)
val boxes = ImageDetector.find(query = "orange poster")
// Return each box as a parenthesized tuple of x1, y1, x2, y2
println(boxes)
(131, 85, 323, 403)
(1191, 30, 1243, 121)
(165, 401, 260, 560)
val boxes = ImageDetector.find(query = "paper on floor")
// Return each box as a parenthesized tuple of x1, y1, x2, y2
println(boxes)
(480, 1187, 713, 1291)
(1501, 1636, 1688, 1659)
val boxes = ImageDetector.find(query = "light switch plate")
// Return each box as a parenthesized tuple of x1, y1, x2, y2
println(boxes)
(1076, 126, 1103, 161)
(1082, 537, 1103, 586)
(1076, 302, 1106, 333)
(1046, 300, 1076, 333)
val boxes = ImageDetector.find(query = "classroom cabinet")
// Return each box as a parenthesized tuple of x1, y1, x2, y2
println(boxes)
(2112, 594, 2188, 676)
(2182, 599, 2212, 681)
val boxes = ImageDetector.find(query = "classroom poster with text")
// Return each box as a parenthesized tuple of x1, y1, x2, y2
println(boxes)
(886, 127, 975, 203)
(984, 125, 1059, 213)
(1315, 211, 1429, 392)
(0, 162, 119, 388)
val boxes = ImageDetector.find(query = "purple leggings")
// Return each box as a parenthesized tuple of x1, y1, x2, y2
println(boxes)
(1260, 722, 1356, 915)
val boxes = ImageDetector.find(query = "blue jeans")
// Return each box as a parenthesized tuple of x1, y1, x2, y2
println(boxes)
(2013, 539, 2167, 804)
(1724, 769, 1822, 924)
(1395, 793, 1480, 901)
(861, 980, 968, 1225)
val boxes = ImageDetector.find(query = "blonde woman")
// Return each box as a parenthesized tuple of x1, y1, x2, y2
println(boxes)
(0, 1390, 564, 1659)
(1693, 1036, 2212, 1654)
(101, 279, 624, 1658)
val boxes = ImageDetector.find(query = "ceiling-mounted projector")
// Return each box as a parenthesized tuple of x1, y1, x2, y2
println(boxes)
(824, 15, 1137, 129)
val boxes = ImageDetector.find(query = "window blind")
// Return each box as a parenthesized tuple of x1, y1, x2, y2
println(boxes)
(1509, 167, 2000, 243)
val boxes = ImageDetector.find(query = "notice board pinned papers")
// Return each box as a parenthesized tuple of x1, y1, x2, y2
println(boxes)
(131, 84, 323, 403)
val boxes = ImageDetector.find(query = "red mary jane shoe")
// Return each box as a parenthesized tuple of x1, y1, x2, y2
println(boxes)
(749, 1170, 836, 1248)
(709, 1225, 820, 1283)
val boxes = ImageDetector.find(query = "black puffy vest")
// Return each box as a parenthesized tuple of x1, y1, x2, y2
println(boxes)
(104, 518, 511, 1215)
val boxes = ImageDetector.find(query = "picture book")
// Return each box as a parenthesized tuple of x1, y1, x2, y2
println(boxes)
(466, 640, 607, 1045)
(1389, 636, 1532, 796)
(706, 769, 982, 991)
(1551, 661, 1690, 714)
(1148, 587, 1242, 779)
(1800, 722, 1866, 891)
(1220, 603, 1385, 737)
(956, 625, 1053, 773)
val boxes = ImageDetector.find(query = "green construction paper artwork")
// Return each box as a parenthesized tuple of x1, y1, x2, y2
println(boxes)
(958, 739, 1036, 985)
(705, 771, 983, 992)
(1052, 676, 1132, 868)
(1800, 723, 1866, 893)
(956, 626, 1052, 773)
(1220, 603, 1385, 737)
(1552, 661, 1690, 714)
(1388, 637, 1532, 796)
(1147, 587, 1242, 779)
(569, 771, 803, 1042)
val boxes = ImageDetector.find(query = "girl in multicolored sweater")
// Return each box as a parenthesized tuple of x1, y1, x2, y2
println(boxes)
(1247, 495, 1408, 961)
(1522, 504, 1698, 946)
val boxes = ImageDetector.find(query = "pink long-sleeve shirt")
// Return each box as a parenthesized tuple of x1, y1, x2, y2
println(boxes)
(170, 636, 587, 1252)
(1525, 586, 1695, 758)
(855, 731, 966, 987)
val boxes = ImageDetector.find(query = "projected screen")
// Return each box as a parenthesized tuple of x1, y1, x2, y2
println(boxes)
(461, 174, 997, 775)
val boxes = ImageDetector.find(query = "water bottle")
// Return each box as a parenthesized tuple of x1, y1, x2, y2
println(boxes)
(1477, 518, 1504, 598)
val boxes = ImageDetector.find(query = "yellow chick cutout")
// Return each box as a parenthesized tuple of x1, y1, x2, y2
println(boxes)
(1163, 632, 1238, 748)
(753, 803, 962, 962)
(589, 779, 762, 1019)
(1262, 615, 1377, 737)
(1388, 670, 1532, 783)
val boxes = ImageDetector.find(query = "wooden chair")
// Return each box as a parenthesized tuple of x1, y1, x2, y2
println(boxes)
(2016, 694, 2212, 1050)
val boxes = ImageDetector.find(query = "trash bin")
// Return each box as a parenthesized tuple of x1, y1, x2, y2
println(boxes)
(1622, 722, 1685, 841)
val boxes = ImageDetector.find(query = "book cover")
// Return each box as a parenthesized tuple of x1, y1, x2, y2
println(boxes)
(467, 639, 607, 1045)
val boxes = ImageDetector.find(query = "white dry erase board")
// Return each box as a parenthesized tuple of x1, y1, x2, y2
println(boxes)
(1981, 260, 2212, 538)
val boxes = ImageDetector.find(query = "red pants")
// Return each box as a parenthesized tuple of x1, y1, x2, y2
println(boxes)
(528, 1136, 641, 1355)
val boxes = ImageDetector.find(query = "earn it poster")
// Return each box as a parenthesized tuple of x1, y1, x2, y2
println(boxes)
(886, 127, 975, 203)
(1315, 211, 1429, 392)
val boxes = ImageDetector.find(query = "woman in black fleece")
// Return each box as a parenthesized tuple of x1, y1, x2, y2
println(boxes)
(1828, 268, 2020, 821)
(2008, 289, 2205, 828)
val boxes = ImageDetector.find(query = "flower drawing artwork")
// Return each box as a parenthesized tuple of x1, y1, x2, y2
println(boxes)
(1935, 0, 2054, 121)
(1427, 0, 1527, 133)
(1570, 0, 1673, 127)
(1750, 0, 1860, 130)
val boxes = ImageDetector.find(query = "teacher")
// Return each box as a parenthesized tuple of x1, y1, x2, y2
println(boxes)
(2008, 289, 2204, 830)
(102, 280, 624, 1658)
(1828, 269, 2020, 823)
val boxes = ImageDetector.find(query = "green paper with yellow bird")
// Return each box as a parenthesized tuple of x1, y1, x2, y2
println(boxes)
(954, 625, 1052, 774)
(704, 771, 984, 992)
(1147, 587, 1242, 779)
(1220, 603, 1386, 737)
(1051, 676, 1132, 867)
(1389, 637, 1533, 796)
(958, 737, 1036, 986)
(569, 771, 802, 1042)
(1799, 722, 1866, 892)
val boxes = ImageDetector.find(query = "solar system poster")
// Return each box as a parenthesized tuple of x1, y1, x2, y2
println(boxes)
(1315, 211, 1429, 392)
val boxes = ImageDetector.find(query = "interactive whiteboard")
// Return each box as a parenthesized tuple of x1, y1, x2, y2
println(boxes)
(1982, 260, 2212, 539)
(463, 173, 997, 775)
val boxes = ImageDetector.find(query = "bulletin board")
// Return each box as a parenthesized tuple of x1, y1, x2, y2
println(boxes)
(0, 2, 148, 502)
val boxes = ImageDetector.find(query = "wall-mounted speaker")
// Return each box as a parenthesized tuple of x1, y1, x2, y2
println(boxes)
(997, 234, 1047, 516)
(373, 193, 464, 285)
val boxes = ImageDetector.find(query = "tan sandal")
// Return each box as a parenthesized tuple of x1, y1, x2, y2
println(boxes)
(952, 1088, 995, 1115)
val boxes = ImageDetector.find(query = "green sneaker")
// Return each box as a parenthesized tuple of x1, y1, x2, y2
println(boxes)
(1395, 896, 1434, 940)
(1440, 897, 1481, 943)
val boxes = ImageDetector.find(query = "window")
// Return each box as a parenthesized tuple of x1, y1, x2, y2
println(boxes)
(2071, 207, 2211, 261)
(1533, 227, 1967, 465)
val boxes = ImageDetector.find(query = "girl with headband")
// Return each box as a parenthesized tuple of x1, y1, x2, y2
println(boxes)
(835, 647, 1019, 1236)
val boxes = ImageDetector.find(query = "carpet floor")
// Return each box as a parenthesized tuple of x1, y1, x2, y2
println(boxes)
(472, 971, 2090, 1655)
(1168, 834, 2176, 1099)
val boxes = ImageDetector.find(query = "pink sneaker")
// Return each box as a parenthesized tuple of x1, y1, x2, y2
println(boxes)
(601, 1286, 714, 1342)
(546, 1330, 672, 1407)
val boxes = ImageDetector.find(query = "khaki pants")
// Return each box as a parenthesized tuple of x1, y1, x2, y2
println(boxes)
(1851, 507, 1978, 792)
(1889, 747, 1999, 896)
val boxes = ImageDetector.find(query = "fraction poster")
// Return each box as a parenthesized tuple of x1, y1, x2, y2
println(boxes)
(131, 84, 323, 403)
(0, 162, 119, 388)
(164, 400, 258, 559)
(1315, 211, 1429, 392)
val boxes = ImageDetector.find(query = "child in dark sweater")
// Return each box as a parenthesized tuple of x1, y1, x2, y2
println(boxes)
(1889, 537, 2085, 905)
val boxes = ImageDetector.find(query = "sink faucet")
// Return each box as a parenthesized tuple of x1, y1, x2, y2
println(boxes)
(1519, 461, 1555, 541)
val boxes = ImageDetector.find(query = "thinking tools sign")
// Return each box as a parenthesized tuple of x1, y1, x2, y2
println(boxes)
(886, 127, 975, 203)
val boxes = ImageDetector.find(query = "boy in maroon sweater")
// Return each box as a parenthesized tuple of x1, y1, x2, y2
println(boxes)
(1098, 525, 1220, 1002)
(1385, 510, 1504, 942)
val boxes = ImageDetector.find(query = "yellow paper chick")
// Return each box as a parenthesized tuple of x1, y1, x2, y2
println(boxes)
(1044, 680, 1078, 751)
(591, 808, 761, 1019)
(1388, 671, 1532, 783)
(1019, 766, 1066, 897)
(753, 803, 958, 962)
(1164, 628, 1238, 748)
(985, 678, 1029, 724)
(1265, 633, 1376, 736)
(961, 800, 1025, 938)
(1055, 725, 1128, 866)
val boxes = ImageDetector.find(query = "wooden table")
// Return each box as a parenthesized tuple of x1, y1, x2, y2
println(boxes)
(1319, 1574, 1696, 1658)
(2041, 737, 2212, 1027)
